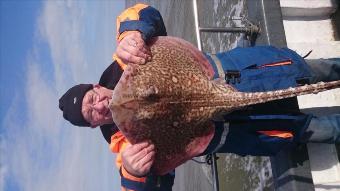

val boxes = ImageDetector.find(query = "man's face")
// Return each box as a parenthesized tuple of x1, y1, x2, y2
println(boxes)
(81, 85, 113, 127)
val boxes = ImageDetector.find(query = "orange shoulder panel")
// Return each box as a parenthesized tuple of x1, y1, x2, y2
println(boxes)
(110, 131, 130, 168)
(116, 3, 149, 41)
(110, 131, 127, 153)
(257, 130, 293, 138)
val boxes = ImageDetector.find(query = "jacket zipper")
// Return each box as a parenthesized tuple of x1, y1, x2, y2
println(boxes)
(257, 59, 292, 69)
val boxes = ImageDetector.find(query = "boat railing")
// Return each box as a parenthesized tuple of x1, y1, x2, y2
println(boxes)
(192, 1, 260, 191)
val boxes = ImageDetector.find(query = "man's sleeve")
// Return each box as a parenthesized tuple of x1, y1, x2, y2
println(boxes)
(110, 132, 147, 190)
(120, 166, 176, 191)
(116, 3, 167, 42)
(110, 133, 174, 190)
(120, 166, 148, 191)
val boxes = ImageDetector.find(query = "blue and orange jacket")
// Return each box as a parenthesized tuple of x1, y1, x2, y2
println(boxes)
(106, 3, 313, 190)
(203, 45, 313, 156)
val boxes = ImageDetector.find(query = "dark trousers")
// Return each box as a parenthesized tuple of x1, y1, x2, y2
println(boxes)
(302, 58, 340, 144)
(306, 58, 340, 83)
(303, 114, 340, 144)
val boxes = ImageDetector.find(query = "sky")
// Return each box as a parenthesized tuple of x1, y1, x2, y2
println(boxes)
(0, 0, 125, 190)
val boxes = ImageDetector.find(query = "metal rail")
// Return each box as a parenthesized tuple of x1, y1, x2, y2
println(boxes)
(198, 26, 257, 33)
(193, 0, 202, 50)
(193, 0, 260, 52)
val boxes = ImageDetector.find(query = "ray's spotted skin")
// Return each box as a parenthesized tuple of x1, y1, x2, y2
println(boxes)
(110, 36, 340, 175)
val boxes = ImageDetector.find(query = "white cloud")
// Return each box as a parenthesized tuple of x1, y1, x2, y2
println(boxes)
(2, 1, 124, 190)
(37, 0, 90, 90)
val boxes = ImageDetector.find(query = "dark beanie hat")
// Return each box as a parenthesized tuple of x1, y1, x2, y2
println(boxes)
(59, 84, 93, 127)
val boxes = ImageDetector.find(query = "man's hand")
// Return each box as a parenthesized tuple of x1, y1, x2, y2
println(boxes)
(122, 141, 155, 177)
(116, 32, 152, 65)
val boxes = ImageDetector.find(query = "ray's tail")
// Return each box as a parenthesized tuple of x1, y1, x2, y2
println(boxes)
(237, 80, 340, 107)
